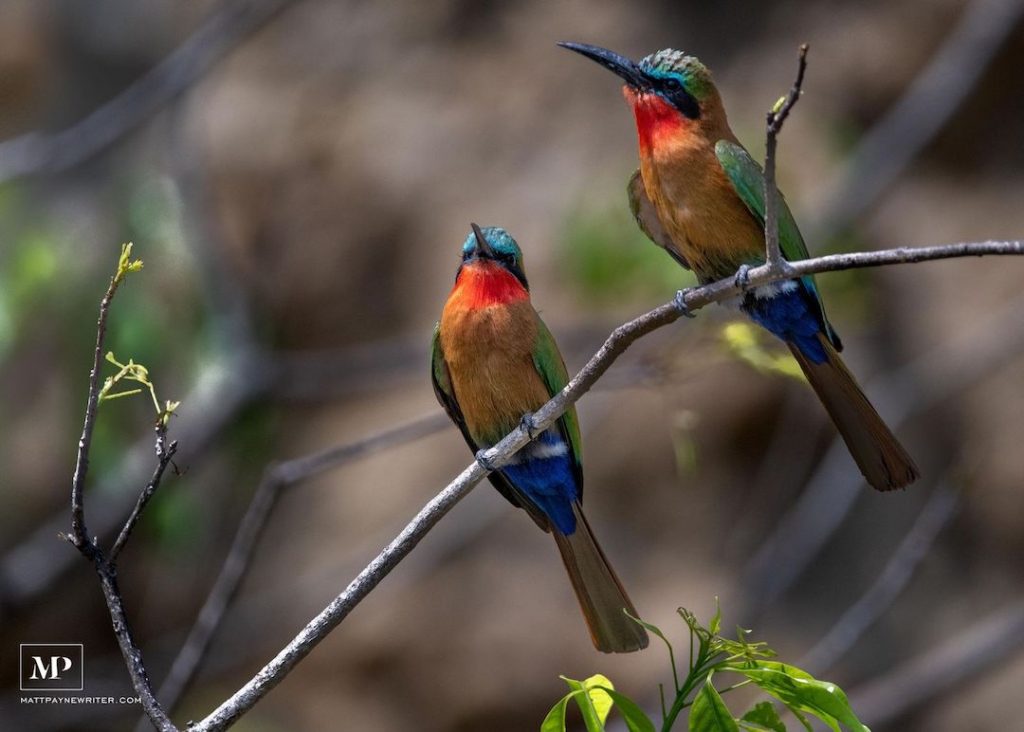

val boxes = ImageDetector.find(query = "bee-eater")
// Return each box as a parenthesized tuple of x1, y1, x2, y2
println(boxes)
(431, 224, 648, 653)
(559, 42, 918, 491)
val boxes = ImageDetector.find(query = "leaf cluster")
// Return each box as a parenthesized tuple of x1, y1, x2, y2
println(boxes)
(543, 603, 868, 732)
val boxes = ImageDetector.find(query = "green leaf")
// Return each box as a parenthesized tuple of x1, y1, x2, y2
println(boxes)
(740, 702, 786, 731)
(562, 676, 605, 731)
(726, 662, 868, 732)
(583, 675, 615, 725)
(596, 687, 656, 732)
(708, 598, 722, 637)
(541, 691, 574, 732)
(689, 680, 739, 732)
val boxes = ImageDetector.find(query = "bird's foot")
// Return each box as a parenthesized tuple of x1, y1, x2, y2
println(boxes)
(520, 412, 539, 441)
(674, 289, 696, 318)
(733, 264, 752, 292)
(475, 449, 498, 473)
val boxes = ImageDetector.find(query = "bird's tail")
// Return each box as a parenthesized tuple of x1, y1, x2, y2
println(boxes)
(551, 503, 649, 653)
(789, 335, 919, 491)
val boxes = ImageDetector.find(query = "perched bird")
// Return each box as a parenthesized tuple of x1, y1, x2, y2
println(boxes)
(431, 224, 648, 653)
(559, 42, 918, 491)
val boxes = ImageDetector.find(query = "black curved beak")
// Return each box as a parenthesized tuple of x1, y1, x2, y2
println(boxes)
(557, 41, 648, 89)
(469, 222, 496, 259)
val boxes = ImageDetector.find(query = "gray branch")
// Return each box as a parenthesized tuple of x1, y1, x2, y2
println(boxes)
(181, 238, 1023, 730)
(146, 413, 449, 725)
(762, 44, 809, 270)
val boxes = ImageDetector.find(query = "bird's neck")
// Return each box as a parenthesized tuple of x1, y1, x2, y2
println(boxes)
(448, 261, 529, 310)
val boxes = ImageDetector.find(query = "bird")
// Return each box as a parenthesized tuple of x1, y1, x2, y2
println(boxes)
(558, 42, 919, 491)
(431, 223, 649, 653)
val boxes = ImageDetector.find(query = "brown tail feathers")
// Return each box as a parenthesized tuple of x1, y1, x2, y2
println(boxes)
(789, 336, 919, 491)
(551, 503, 649, 653)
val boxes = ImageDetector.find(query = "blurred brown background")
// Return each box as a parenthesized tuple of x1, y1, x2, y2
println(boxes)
(1, 0, 1023, 730)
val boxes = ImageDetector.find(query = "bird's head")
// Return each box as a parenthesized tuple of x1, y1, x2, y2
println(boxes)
(558, 42, 724, 151)
(458, 223, 529, 291)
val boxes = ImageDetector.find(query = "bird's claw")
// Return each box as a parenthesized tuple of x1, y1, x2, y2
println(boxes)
(520, 412, 539, 440)
(475, 449, 498, 473)
(733, 264, 752, 291)
(674, 289, 696, 318)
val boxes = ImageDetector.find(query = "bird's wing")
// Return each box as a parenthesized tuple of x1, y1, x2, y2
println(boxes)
(430, 324, 533, 515)
(628, 168, 691, 270)
(531, 317, 585, 499)
(714, 139, 841, 349)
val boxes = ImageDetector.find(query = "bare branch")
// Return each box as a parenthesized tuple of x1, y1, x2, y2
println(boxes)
(186, 238, 1023, 730)
(0, 0, 301, 184)
(109, 429, 179, 564)
(149, 413, 449, 721)
(91, 558, 179, 731)
(67, 236, 1020, 730)
(68, 248, 178, 730)
(69, 245, 143, 548)
(762, 43, 809, 270)
(69, 278, 118, 548)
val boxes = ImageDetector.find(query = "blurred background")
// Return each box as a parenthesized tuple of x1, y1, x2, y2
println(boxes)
(1, 0, 1022, 729)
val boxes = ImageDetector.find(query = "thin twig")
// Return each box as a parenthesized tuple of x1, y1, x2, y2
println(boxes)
(186, 238, 1024, 730)
(1, 350, 268, 611)
(762, 43, 809, 270)
(0, 0, 302, 184)
(109, 430, 180, 564)
(147, 413, 449, 723)
(69, 255, 136, 547)
(68, 250, 178, 730)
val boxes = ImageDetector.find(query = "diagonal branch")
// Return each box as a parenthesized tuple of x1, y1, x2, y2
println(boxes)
(147, 413, 449, 723)
(109, 429, 179, 564)
(186, 238, 1024, 730)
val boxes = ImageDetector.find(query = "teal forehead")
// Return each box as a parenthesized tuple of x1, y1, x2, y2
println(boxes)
(461, 226, 521, 257)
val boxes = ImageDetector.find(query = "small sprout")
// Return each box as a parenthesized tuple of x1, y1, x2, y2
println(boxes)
(159, 400, 181, 429)
(114, 242, 144, 285)
(99, 351, 178, 421)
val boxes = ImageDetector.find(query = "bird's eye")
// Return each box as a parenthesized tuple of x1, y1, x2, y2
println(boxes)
(663, 78, 682, 92)
(500, 253, 516, 266)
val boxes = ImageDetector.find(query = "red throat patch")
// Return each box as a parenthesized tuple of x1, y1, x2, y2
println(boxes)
(623, 87, 689, 153)
(449, 261, 529, 309)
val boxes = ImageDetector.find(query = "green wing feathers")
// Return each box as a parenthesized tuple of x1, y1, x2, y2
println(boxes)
(714, 139, 840, 349)
(532, 318, 584, 475)
(714, 140, 810, 261)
